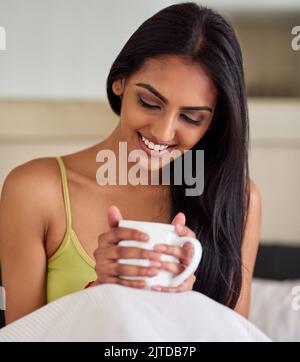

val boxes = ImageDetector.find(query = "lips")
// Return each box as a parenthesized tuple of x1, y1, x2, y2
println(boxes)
(137, 131, 176, 148)
(136, 131, 176, 157)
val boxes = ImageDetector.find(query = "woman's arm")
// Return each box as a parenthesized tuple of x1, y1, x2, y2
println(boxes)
(234, 179, 262, 318)
(0, 163, 48, 324)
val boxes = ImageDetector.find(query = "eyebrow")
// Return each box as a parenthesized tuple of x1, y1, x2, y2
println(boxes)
(135, 83, 213, 113)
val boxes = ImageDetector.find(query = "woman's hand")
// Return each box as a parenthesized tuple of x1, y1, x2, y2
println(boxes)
(151, 212, 197, 293)
(92, 206, 163, 289)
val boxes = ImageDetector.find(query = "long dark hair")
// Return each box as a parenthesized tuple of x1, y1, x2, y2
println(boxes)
(106, 2, 250, 309)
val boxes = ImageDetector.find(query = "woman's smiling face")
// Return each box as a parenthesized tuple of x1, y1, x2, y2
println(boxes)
(112, 55, 218, 171)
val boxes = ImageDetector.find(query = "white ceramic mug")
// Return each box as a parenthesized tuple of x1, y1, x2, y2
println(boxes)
(117, 219, 202, 289)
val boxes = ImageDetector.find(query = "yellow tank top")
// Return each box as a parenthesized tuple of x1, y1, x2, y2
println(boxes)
(46, 157, 97, 303)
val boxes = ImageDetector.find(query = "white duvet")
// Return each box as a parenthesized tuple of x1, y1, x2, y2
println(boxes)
(0, 284, 271, 342)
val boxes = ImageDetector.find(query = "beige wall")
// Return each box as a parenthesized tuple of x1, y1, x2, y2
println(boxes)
(0, 99, 299, 244)
(250, 144, 300, 244)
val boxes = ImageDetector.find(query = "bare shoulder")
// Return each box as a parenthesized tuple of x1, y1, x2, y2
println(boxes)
(0, 157, 62, 219)
(247, 178, 262, 214)
(242, 178, 262, 253)
(234, 179, 263, 317)
(0, 158, 63, 322)
(2, 157, 60, 193)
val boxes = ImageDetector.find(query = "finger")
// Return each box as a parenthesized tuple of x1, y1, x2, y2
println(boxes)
(183, 274, 196, 290)
(97, 276, 146, 289)
(152, 286, 177, 292)
(158, 261, 185, 276)
(175, 224, 196, 238)
(102, 245, 162, 261)
(171, 212, 186, 226)
(117, 278, 147, 289)
(182, 273, 196, 289)
(97, 227, 149, 246)
(102, 262, 160, 278)
(107, 205, 123, 229)
(152, 274, 195, 293)
(153, 244, 192, 265)
(182, 243, 195, 266)
(152, 283, 185, 293)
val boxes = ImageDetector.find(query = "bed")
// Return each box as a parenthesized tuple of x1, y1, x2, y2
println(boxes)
(250, 244, 300, 342)
(0, 244, 299, 342)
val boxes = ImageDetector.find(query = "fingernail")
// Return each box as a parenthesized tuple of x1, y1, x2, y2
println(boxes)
(140, 233, 149, 241)
(151, 261, 161, 268)
(154, 245, 167, 252)
(176, 224, 184, 232)
(152, 286, 162, 291)
(149, 252, 162, 260)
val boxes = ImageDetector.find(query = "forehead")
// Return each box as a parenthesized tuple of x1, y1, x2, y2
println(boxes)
(130, 56, 218, 105)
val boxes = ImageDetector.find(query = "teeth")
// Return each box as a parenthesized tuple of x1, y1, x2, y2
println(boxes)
(141, 135, 169, 152)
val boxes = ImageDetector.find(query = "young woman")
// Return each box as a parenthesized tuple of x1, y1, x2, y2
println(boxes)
(0, 2, 261, 325)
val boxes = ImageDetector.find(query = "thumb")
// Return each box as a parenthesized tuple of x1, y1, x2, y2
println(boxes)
(171, 212, 186, 226)
(107, 205, 123, 229)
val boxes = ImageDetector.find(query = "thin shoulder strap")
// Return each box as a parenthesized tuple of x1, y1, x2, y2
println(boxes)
(56, 156, 72, 231)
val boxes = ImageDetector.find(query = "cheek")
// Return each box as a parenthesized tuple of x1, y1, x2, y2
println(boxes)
(122, 103, 150, 129)
(177, 128, 206, 150)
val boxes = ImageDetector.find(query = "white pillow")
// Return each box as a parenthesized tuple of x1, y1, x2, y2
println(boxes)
(250, 279, 300, 342)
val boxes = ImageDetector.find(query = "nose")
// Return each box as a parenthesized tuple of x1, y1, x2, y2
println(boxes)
(150, 115, 177, 145)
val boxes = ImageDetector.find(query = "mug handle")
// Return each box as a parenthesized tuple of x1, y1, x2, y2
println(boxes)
(170, 236, 202, 287)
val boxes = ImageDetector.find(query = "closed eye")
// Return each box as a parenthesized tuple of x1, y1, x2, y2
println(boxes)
(138, 97, 160, 110)
(137, 97, 203, 125)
